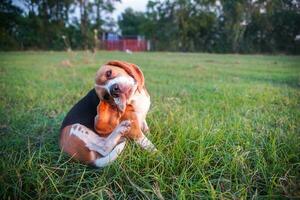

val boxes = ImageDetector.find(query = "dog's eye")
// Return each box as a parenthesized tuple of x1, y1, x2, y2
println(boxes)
(106, 70, 112, 78)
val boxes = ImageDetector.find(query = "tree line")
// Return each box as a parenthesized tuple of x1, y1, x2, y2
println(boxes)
(1, 0, 300, 53)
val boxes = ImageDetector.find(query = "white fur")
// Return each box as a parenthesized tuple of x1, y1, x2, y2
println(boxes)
(129, 89, 151, 127)
(136, 133, 157, 152)
(70, 124, 107, 156)
(95, 76, 135, 97)
(70, 121, 130, 157)
(106, 76, 135, 90)
(113, 97, 124, 111)
(127, 88, 155, 151)
(93, 141, 126, 167)
(69, 123, 129, 167)
(95, 73, 156, 156)
(95, 76, 137, 110)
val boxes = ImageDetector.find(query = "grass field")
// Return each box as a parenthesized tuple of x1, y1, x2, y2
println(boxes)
(0, 51, 299, 199)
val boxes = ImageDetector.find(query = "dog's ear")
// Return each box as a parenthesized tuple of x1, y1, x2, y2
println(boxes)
(95, 101, 121, 136)
(107, 60, 144, 92)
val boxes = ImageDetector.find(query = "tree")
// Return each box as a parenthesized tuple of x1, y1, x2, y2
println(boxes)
(1, 0, 299, 53)
(0, 0, 23, 50)
(0, 0, 121, 50)
(118, 8, 147, 36)
(143, 0, 178, 50)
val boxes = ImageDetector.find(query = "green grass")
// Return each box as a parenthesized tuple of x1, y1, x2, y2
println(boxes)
(0, 51, 299, 199)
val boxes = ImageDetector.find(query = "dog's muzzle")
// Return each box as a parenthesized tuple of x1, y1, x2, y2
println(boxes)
(95, 76, 137, 112)
(109, 83, 121, 98)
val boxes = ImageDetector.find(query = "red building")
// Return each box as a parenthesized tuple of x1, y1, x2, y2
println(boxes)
(101, 33, 149, 52)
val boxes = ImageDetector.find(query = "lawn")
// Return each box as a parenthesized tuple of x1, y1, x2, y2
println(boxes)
(0, 51, 299, 199)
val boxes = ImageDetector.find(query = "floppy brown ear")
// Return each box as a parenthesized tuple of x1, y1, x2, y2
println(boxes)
(107, 60, 144, 92)
(95, 101, 121, 136)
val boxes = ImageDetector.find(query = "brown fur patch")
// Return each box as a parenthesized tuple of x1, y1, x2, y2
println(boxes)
(60, 125, 101, 165)
(94, 101, 143, 140)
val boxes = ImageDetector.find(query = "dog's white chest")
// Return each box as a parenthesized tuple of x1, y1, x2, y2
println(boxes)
(129, 89, 150, 123)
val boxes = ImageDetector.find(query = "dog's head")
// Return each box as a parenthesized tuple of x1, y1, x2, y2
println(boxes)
(95, 60, 144, 112)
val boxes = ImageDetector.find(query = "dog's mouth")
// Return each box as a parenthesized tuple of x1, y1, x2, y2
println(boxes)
(95, 80, 136, 112)
(110, 85, 134, 112)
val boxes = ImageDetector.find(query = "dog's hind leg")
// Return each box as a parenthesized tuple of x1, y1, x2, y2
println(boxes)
(87, 120, 131, 156)
(93, 141, 126, 167)
(60, 122, 130, 166)
(68, 121, 130, 156)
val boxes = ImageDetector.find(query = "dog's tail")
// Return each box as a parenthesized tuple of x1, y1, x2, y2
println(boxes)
(93, 141, 126, 168)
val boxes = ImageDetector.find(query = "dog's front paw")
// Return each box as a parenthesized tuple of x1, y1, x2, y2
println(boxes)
(116, 120, 131, 136)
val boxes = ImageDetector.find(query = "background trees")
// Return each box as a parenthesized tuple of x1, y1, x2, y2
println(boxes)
(0, 0, 299, 53)
(0, 0, 119, 50)
(135, 0, 300, 53)
(118, 8, 147, 36)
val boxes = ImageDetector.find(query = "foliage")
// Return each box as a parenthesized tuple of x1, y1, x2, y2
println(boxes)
(0, 0, 23, 50)
(118, 8, 147, 36)
(0, 0, 299, 53)
(0, 51, 299, 198)
(0, 0, 119, 50)
(132, 0, 300, 53)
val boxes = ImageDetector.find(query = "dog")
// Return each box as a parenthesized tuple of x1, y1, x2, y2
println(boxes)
(59, 61, 156, 167)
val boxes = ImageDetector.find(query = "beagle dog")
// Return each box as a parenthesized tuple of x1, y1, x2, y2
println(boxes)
(59, 61, 156, 167)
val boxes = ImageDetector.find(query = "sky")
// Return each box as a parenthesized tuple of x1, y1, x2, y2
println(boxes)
(12, 0, 148, 21)
(113, 0, 148, 20)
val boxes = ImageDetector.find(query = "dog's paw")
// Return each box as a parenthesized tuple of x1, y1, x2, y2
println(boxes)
(141, 120, 149, 133)
(116, 120, 131, 136)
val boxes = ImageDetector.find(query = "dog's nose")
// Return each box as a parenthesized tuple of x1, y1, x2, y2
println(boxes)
(110, 83, 120, 97)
